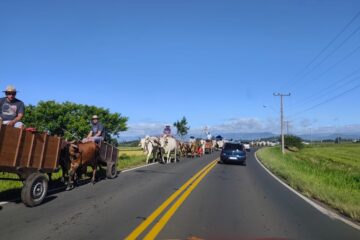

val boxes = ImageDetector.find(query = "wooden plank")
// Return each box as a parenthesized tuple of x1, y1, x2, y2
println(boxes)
(110, 145, 114, 162)
(38, 133, 48, 169)
(0, 126, 20, 168)
(104, 144, 108, 161)
(13, 129, 30, 167)
(113, 148, 118, 162)
(43, 136, 60, 170)
(12, 127, 24, 167)
(31, 134, 44, 169)
(54, 137, 61, 169)
(26, 133, 35, 168)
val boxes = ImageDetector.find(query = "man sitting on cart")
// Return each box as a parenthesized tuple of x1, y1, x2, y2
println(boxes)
(83, 115, 105, 143)
(0, 85, 25, 128)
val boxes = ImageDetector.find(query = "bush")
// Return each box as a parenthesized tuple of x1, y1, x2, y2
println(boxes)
(283, 135, 304, 150)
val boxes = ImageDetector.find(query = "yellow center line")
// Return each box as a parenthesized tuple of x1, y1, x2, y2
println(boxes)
(125, 159, 218, 240)
(144, 160, 217, 239)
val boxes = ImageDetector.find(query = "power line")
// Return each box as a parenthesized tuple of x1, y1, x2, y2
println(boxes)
(306, 44, 360, 83)
(285, 42, 360, 112)
(288, 38, 360, 94)
(290, 67, 360, 109)
(288, 83, 360, 119)
(284, 10, 360, 90)
(295, 24, 360, 81)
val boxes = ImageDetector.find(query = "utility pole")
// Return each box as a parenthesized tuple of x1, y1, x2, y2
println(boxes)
(284, 120, 290, 134)
(273, 93, 291, 154)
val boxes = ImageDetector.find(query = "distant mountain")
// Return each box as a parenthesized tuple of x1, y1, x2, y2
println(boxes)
(299, 132, 360, 141)
(211, 132, 277, 141)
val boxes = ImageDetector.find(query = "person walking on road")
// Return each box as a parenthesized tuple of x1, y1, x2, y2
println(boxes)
(0, 85, 25, 128)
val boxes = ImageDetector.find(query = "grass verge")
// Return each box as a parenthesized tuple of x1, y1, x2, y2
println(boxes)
(256, 144, 360, 222)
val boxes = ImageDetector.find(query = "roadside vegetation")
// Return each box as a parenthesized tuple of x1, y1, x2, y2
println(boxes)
(257, 143, 360, 222)
(117, 147, 147, 170)
(0, 145, 147, 195)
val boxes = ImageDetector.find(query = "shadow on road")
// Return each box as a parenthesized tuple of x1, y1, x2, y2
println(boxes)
(0, 168, 114, 206)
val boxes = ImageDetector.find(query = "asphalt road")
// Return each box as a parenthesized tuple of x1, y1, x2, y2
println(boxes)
(0, 149, 359, 240)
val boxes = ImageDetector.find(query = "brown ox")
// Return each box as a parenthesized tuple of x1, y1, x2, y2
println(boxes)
(66, 141, 100, 190)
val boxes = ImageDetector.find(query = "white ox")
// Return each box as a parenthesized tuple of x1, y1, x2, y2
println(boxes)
(216, 140, 225, 149)
(212, 140, 217, 149)
(200, 139, 206, 155)
(159, 136, 178, 164)
(139, 136, 161, 163)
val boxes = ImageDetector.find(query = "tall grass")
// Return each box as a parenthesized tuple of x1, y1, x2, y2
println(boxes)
(257, 143, 360, 222)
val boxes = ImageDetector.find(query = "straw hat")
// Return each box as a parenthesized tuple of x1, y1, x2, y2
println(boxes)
(3, 85, 17, 92)
(92, 115, 99, 119)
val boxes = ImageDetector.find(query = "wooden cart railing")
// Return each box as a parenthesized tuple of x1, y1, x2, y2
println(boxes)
(98, 141, 119, 179)
(0, 125, 62, 178)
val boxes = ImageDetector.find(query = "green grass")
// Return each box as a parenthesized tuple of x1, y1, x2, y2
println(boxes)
(257, 143, 360, 222)
(0, 147, 147, 194)
(0, 170, 65, 192)
(117, 153, 147, 170)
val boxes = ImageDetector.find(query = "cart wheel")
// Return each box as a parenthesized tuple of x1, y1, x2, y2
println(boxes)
(21, 173, 48, 207)
(106, 162, 117, 179)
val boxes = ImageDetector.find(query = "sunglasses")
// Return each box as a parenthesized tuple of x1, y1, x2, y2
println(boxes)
(5, 92, 16, 96)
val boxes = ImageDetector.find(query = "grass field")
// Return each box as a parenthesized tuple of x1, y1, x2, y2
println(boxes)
(0, 146, 147, 194)
(117, 147, 147, 170)
(257, 143, 360, 222)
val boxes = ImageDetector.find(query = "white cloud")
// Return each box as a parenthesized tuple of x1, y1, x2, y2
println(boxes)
(190, 117, 280, 135)
(121, 121, 166, 137)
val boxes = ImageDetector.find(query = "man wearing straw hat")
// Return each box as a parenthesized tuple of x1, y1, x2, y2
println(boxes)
(0, 85, 25, 128)
(83, 115, 105, 143)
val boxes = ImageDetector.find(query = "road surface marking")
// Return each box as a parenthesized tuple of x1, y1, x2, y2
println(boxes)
(125, 159, 218, 239)
(144, 159, 217, 239)
(254, 151, 360, 231)
(121, 162, 159, 173)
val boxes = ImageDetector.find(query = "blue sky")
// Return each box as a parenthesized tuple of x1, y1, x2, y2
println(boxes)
(1, 0, 360, 139)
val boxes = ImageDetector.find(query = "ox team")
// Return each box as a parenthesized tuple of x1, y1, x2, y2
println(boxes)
(139, 126, 228, 164)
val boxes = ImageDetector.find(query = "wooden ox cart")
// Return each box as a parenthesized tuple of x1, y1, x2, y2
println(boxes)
(0, 124, 62, 207)
(0, 124, 119, 207)
(204, 139, 213, 154)
(98, 141, 119, 179)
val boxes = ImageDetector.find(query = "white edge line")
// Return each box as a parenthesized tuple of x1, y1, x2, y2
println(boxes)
(0, 162, 160, 207)
(121, 162, 159, 173)
(254, 150, 360, 231)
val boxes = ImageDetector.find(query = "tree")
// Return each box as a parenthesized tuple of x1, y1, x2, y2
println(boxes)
(282, 134, 304, 151)
(24, 101, 128, 145)
(173, 116, 190, 140)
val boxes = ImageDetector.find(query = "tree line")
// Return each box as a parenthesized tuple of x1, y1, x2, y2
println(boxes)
(23, 100, 193, 145)
(23, 101, 128, 145)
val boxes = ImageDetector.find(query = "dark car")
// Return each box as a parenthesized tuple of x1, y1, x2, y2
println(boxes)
(219, 142, 247, 165)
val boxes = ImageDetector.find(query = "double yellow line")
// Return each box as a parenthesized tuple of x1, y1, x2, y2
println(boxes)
(126, 159, 218, 239)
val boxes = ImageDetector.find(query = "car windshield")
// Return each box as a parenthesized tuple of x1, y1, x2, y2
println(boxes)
(224, 143, 244, 151)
